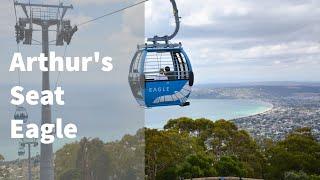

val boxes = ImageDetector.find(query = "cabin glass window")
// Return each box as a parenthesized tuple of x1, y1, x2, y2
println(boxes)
(131, 51, 142, 73)
(144, 51, 175, 80)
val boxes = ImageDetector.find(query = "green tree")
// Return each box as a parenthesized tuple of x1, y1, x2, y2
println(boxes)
(164, 118, 214, 139)
(55, 130, 145, 180)
(59, 169, 80, 180)
(53, 118, 320, 180)
(284, 171, 309, 180)
(176, 153, 217, 179)
(0, 154, 9, 179)
(105, 129, 145, 179)
(266, 128, 320, 179)
(210, 120, 265, 177)
(55, 142, 80, 179)
(145, 128, 201, 180)
(76, 138, 112, 180)
(164, 117, 196, 133)
(163, 118, 265, 178)
(215, 156, 246, 177)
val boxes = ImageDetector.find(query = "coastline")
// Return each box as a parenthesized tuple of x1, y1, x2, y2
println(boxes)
(190, 98, 274, 120)
(230, 99, 274, 120)
(145, 98, 274, 129)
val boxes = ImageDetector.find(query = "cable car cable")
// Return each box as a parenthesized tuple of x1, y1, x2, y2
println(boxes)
(45, 0, 149, 87)
(76, 0, 149, 27)
(53, 0, 150, 88)
(54, 44, 68, 90)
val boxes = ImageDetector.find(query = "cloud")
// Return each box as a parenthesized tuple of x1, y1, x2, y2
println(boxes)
(273, 60, 281, 65)
(2, 0, 320, 83)
(145, 0, 320, 83)
(106, 0, 144, 53)
(146, 0, 320, 40)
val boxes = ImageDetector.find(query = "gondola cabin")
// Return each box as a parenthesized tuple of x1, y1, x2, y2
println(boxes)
(18, 144, 25, 156)
(129, 43, 194, 107)
(14, 106, 28, 123)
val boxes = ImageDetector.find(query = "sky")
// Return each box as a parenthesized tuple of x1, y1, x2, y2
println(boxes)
(0, 0, 145, 160)
(0, 0, 144, 85)
(1, 0, 320, 85)
(146, 0, 320, 83)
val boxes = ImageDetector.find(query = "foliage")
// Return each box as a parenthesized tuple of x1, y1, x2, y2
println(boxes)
(145, 128, 201, 180)
(310, 174, 320, 180)
(215, 155, 246, 177)
(54, 130, 144, 180)
(105, 128, 145, 179)
(164, 117, 215, 145)
(0, 154, 9, 179)
(160, 118, 264, 178)
(146, 118, 320, 179)
(55, 142, 80, 179)
(283, 171, 320, 180)
(266, 128, 320, 179)
(76, 138, 112, 180)
(175, 153, 217, 179)
(0, 167, 9, 179)
(54, 118, 320, 180)
(59, 169, 80, 180)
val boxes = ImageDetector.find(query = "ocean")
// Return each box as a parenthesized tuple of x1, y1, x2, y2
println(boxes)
(146, 99, 273, 129)
(1, 98, 272, 161)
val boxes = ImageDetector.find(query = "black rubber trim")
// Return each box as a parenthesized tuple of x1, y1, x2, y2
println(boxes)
(189, 71, 194, 86)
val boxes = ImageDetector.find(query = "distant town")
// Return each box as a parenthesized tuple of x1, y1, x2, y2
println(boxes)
(1, 82, 319, 179)
(191, 82, 320, 141)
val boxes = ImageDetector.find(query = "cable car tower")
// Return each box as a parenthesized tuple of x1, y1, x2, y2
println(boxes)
(13, 1, 77, 179)
(18, 138, 38, 180)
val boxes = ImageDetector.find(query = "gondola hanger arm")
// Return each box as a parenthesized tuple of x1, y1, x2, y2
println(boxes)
(147, 0, 180, 43)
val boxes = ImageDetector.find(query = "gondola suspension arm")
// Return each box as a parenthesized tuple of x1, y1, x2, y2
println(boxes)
(147, 0, 180, 43)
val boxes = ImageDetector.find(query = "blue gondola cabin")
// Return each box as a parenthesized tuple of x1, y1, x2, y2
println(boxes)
(128, 43, 194, 108)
